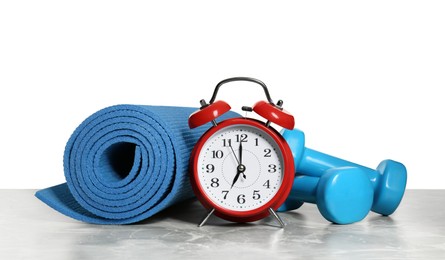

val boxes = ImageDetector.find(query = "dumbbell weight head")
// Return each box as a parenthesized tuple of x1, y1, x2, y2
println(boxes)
(372, 160, 407, 216)
(317, 167, 374, 224)
(279, 167, 374, 224)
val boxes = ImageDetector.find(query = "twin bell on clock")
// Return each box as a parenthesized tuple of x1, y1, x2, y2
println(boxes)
(187, 77, 407, 228)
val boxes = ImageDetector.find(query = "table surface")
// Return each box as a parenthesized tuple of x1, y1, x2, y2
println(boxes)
(1, 189, 444, 259)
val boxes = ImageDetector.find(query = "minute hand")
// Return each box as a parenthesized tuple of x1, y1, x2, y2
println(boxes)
(239, 142, 243, 164)
(239, 142, 246, 179)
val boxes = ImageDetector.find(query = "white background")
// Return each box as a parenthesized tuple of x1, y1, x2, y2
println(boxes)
(0, 1, 444, 189)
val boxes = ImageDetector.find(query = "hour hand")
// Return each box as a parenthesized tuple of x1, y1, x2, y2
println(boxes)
(231, 164, 246, 189)
(230, 170, 241, 189)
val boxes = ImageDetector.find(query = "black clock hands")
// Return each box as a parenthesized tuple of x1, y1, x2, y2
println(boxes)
(239, 142, 246, 179)
(239, 142, 243, 164)
(228, 143, 246, 179)
(230, 169, 242, 189)
(230, 164, 246, 189)
(230, 141, 246, 189)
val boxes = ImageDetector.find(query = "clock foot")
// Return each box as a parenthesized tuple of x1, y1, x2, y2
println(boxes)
(268, 208, 285, 228)
(198, 208, 215, 227)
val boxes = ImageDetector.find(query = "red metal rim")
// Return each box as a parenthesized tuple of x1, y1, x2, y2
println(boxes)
(189, 118, 295, 223)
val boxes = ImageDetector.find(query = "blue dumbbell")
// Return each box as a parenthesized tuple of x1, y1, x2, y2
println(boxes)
(282, 166, 374, 224)
(279, 129, 407, 216)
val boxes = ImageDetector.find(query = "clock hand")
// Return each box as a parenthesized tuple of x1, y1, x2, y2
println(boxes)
(239, 142, 246, 179)
(229, 144, 240, 165)
(230, 164, 246, 189)
(230, 170, 242, 189)
(230, 141, 247, 190)
(239, 142, 243, 164)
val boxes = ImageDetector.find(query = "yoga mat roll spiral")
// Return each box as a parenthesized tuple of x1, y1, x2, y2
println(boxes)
(35, 104, 238, 224)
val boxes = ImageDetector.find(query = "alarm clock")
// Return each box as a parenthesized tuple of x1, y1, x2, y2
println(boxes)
(188, 77, 295, 227)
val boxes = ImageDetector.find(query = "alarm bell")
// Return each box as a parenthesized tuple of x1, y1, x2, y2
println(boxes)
(188, 100, 231, 129)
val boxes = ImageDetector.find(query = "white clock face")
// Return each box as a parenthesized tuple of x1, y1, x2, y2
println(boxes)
(197, 124, 284, 212)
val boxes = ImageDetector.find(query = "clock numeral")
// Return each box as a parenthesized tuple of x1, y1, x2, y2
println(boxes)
(237, 194, 246, 204)
(252, 190, 261, 200)
(210, 178, 219, 188)
(222, 138, 232, 147)
(222, 190, 229, 200)
(255, 138, 259, 146)
(263, 180, 270, 189)
(206, 164, 215, 173)
(236, 134, 248, 143)
(268, 164, 277, 173)
(212, 150, 224, 159)
(264, 148, 271, 157)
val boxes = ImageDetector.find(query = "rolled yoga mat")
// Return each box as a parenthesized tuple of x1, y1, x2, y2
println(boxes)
(35, 104, 238, 224)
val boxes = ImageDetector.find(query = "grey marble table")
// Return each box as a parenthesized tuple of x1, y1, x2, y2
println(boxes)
(0, 190, 444, 259)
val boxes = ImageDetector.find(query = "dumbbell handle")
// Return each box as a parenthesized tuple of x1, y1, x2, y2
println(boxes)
(290, 174, 318, 204)
(299, 148, 379, 190)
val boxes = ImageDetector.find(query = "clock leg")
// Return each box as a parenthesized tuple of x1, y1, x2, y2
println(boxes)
(198, 208, 215, 227)
(268, 208, 285, 228)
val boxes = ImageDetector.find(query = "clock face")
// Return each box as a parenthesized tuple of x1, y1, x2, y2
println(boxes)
(196, 124, 284, 212)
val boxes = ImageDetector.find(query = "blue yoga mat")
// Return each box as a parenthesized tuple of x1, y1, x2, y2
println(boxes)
(35, 104, 238, 224)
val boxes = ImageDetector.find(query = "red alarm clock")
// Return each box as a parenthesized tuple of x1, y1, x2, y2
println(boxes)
(188, 77, 295, 227)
